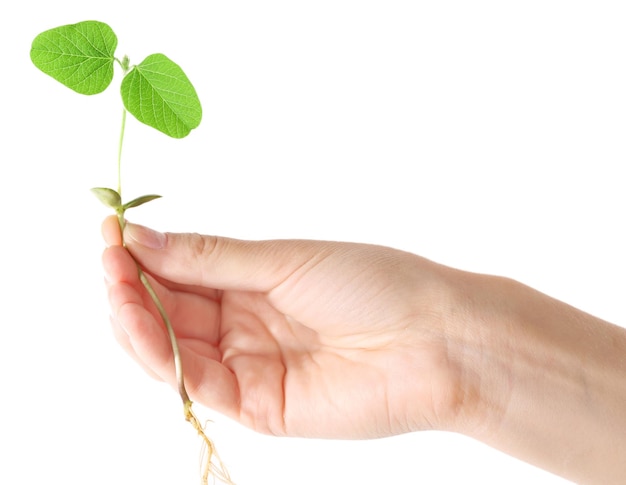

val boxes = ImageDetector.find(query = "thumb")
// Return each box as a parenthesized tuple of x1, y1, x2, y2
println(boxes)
(123, 222, 318, 291)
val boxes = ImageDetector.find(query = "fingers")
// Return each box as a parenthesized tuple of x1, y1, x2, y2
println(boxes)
(104, 248, 241, 417)
(109, 314, 164, 382)
(101, 220, 242, 417)
(101, 215, 122, 246)
(121, 222, 327, 291)
(103, 244, 176, 382)
(113, 288, 177, 384)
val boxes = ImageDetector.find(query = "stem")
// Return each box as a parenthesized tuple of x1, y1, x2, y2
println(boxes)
(117, 109, 127, 197)
(138, 265, 190, 404)
(117, 212, 232, 483)
(114, 229, 190, 401)
(116, 56, 130, 198)
(116, 214, 233, 484)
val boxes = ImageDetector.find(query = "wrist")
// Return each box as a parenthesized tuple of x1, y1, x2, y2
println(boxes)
(424, 269, 515, 436)
(443, 270, 626, 483)
(398, 265, 513, 435)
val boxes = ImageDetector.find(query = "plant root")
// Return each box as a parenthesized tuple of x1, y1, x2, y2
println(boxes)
(184, 400, 235, 485)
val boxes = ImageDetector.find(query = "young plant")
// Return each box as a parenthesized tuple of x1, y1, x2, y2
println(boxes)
(31, 20, 233, 485)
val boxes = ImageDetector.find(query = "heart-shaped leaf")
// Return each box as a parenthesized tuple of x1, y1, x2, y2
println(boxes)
(121, 53, 202, 138)
(30, 21, 117, 95)
(91, 187, 122, 209)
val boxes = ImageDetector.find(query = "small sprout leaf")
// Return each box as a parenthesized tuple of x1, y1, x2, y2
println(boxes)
(121, 53, 202, 138)
(30, 21, 117, 95)
(123, 194, 162, 210)
(91, 187, 122, 209)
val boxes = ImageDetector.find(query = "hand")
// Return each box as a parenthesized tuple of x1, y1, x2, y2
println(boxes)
(101, 216, 474, 439)
(102, 217, 626, 483)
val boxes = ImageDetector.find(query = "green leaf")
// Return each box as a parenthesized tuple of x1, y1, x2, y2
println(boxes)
(30, 21, 117, 95)
(121, 53, 202, 138)
(91, 187, 122, 209)
(123, 194, 162, 210)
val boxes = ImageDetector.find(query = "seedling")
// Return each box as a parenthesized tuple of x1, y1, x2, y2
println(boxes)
(31, 20, 233, 484)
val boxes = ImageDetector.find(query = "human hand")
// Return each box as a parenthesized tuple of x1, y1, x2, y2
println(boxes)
(102, 216, 626, 483)
(101, 216, 475, 439)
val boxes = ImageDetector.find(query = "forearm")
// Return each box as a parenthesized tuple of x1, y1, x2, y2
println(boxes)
(456, 274, 626, 484)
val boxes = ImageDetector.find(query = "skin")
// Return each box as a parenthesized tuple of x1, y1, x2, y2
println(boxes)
(102, 216, 626, 484)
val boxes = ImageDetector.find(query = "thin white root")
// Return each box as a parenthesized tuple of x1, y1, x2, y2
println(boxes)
(184, 400, 235, 485)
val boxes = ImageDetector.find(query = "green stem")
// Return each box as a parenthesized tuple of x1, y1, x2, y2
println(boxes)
(115, 210, 191, 404)
(138, 267, 191, 404)
(116, 56, 130, 198)
(117, 108, 127, 197)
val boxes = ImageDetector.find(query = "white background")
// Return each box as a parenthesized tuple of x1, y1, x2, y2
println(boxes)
(1, 1, 624, 484)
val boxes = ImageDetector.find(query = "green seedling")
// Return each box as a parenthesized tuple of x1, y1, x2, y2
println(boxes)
(31, 20, 233, 485)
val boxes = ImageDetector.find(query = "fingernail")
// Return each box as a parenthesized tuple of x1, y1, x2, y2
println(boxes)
(125, 223, 166, 249)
